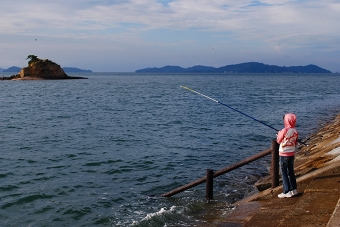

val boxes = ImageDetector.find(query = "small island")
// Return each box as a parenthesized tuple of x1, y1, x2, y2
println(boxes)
(2, 55, 88, 80)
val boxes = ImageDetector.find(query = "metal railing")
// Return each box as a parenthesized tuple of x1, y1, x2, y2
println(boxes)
(162, 140, 280, 199)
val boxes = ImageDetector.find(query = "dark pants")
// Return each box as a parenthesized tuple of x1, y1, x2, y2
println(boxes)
(280, 156, 297, 193)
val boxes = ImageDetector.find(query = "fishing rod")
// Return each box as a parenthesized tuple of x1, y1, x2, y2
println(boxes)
(180, 86, 308, 146)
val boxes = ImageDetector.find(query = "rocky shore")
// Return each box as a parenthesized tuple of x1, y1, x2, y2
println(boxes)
(218, 113, 340, 226)
(2, 75, 87, 80)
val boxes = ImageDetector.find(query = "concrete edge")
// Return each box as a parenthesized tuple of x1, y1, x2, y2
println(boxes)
(327, 197, 340, 227)
(233, 159, 340, 206)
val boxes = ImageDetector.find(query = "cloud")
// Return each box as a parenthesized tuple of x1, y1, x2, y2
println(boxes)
(0, 0, 339, 72)
(2, 0, 338, 35)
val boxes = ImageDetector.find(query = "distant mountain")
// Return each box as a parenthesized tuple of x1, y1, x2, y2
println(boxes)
(2, 66, 21, 72)
(62, 67, 92, 73)
(135, 62, 332, 73)
(185, 65, 217, 73)
(0, 67, 3, 72)
(137, 66, 185, 73)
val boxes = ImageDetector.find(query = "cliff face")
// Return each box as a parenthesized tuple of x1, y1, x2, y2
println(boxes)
(19, 59, 70, 79)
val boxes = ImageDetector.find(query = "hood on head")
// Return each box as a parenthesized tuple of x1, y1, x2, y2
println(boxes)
(284, 113, 296, 128)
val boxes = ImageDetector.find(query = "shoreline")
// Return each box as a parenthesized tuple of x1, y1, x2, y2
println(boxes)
(11, 77, 45, 80)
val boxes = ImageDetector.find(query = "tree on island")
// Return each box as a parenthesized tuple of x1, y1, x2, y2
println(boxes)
(26, 55, 40, 66)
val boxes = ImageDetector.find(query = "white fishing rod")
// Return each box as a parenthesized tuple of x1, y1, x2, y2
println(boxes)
(180, 86, 308, 146)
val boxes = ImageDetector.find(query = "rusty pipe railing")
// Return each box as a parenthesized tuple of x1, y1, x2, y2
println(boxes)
(161, 139, 279, 198)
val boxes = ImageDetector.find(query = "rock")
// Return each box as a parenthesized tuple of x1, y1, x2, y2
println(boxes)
(254, 175, 272, 191)
(0, 56, 88, 80)
(19, 59, 65, 79)
(1, 74, 21, 80)
(18, 58, 87, 80)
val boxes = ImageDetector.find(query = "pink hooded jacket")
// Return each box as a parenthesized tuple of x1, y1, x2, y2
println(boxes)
(276, 113, 298, 156)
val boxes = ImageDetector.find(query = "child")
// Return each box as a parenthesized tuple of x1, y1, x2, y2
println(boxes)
(276, 113, 298, 198)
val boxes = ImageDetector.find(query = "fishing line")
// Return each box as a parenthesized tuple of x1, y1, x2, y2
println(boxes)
(180, 86, 308, 146)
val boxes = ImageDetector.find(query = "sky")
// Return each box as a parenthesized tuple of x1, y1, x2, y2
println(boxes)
(0, 0, 339, 72)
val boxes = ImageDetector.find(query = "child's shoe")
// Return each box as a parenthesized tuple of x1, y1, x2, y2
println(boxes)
(278, 191, 292, 198)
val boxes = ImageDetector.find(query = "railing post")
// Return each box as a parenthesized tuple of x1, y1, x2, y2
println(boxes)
(206, 169, 214, 200)
(271, 139, 280, 188)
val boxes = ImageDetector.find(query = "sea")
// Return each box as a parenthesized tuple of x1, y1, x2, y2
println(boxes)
(1, 72, 340, 227)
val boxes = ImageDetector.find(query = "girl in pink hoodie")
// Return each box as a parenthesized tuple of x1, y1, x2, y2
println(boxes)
(276, 113, 298, 198)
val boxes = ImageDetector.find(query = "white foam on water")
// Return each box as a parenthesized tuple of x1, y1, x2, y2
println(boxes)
(142, 206, 177, 221)
(131, 206, 179, 226)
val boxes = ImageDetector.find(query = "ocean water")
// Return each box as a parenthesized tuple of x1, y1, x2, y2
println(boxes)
(0, 73, 340, 226)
